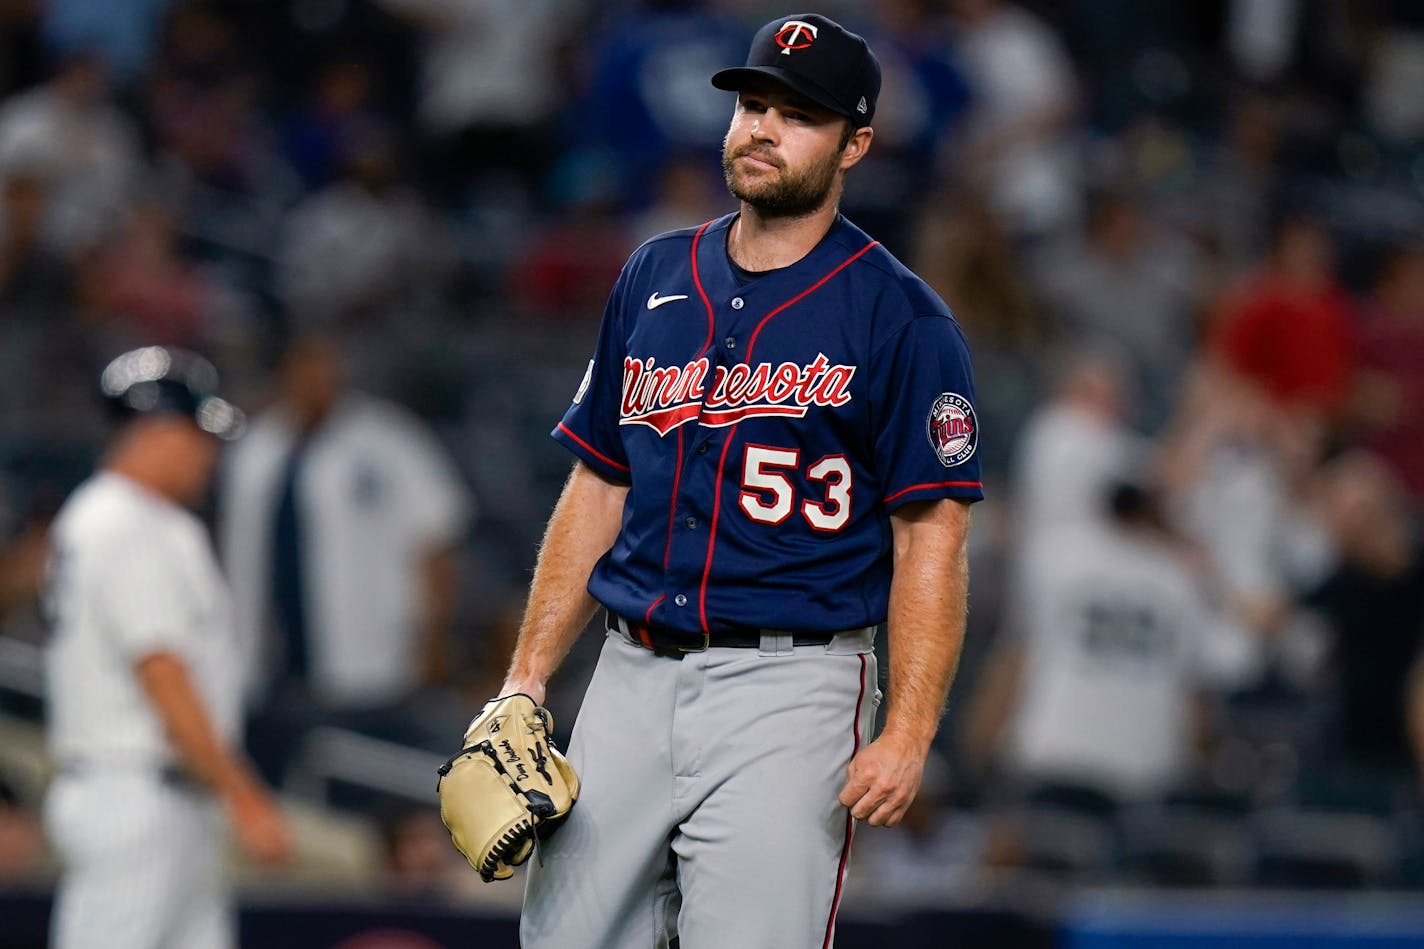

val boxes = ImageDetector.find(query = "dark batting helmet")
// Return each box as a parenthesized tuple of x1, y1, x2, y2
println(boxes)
(99, 345, 246, 440)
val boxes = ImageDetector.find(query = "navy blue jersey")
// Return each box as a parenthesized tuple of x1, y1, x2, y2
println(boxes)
(554, 212, 982, 637)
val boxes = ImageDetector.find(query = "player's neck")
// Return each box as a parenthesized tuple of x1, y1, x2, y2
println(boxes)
(105, 460, 179, 504)
(104, 434, 191, 505)
(729, 200, 839, 272)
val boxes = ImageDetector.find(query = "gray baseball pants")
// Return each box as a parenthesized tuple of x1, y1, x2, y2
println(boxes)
(522, 624, 879, 949)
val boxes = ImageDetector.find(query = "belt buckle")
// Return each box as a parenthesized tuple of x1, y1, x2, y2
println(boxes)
(677, 631, 711, 653)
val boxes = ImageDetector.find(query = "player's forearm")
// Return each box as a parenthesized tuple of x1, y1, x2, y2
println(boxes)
(881, 499, 972, 753)
(505, 462, 629, 691)
(135, 651, 256, 799)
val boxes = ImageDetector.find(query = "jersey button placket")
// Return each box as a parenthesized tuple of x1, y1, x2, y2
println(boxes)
(674, 594, 688, 607)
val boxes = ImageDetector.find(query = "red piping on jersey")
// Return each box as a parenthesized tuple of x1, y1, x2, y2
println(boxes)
(662, 426, 685, 570)
(690, 220, 716, 357)
(638, 597, 661, 648)
(647, 426, 688, 626)
(557, 422, 630, 473)
(883, 480, 983, 505)
(700, 435, 740, 633)
(822, 653, 867, 949)
(651, 222, 718, 628)
(745, 241, 879, 363)
(697, 241, 877, 634)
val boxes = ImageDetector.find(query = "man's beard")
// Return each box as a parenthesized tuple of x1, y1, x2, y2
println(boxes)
(722, 142, 840, 218)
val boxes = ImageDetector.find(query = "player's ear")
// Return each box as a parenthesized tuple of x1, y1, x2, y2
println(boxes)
(840, 125, 872, 171)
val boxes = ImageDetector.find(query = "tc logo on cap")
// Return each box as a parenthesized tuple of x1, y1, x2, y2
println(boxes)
(775, 20, 818, 55)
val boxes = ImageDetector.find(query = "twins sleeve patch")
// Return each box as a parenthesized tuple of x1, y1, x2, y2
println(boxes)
(927, 392, 977, 467)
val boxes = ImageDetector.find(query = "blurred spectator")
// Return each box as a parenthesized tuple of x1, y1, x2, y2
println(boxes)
(967, 482, 1214, 803)
(570, 0, 744, 208)
(42, 0, 173, 89)
(628, 151, 727, 244)
(0, 168, 71, 311)
(915, 188, 1042, 352)
(378, 806, 463, 899)
(380, 0, 582, 203)
(0, 166, 93, 433)
(0, 50, 142, 255)
(0, 0, 43, 98)
(840, 0, 971, 255)
(1156, 369, 1332, 653)
(1353, 243, 1424, 505)
(1031, 188, 1205, 431)
(1056, 0, 1197, 132)
(78, 198, 223, 348)
(1173, 92, 1284, 279)
(282, 57, 392, 192)
(147, 2, 251, 101)
(219, 334, 472, 782)
(913, 188, 1045, 475)
(1012, 348, 1144, 546)
(1307, 453, 1424, 799)
(508, 166, 632, 320)
(1224, 0, 1363, 103)
(136, 6, 299, 334)
(1362, 5, 1424, 142)
(1208, 214, 1357, 421)
(278, 136, 453, 329)
(949, 0, 1083, 240)
(147, 9, 265, 190)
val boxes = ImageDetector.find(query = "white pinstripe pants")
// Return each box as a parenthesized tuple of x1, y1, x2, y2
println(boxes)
(44, 770, 232, 949)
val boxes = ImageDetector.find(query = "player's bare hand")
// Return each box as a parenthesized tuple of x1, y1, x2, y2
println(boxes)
(838, 732, 926, 827)
(226, 782, 295, 867)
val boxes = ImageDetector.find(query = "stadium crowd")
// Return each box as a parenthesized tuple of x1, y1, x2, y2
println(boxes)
(1, 0, 1423, 908)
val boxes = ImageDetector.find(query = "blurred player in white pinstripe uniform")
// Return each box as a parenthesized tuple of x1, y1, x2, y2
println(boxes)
(42, 347, 292, 949)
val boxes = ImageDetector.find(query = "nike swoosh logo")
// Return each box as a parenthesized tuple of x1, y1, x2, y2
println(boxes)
(647, 292, 689, 310)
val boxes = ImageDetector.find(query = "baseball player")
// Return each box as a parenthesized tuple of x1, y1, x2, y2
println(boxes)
(472, 14, 981, 948)
(973, 482, 1213, 803)
(42, 346, 292, 949)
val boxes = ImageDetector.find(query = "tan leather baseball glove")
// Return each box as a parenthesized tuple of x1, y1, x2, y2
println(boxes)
(436, 693, 580, 881)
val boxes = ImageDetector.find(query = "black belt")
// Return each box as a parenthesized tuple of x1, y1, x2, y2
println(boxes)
(606, 611, 835, 659)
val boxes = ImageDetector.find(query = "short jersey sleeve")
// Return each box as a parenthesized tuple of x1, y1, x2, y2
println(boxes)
(870, 314, 985, 510)
(552, 266, 633, 482)
(94, 529, 195, 660)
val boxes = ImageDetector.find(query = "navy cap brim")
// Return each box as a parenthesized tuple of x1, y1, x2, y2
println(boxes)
(711, 65, 861, 125)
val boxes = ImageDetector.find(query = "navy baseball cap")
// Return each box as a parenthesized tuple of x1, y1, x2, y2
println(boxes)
(712, 14, 881, 127)
(100, 345, 246, 440)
